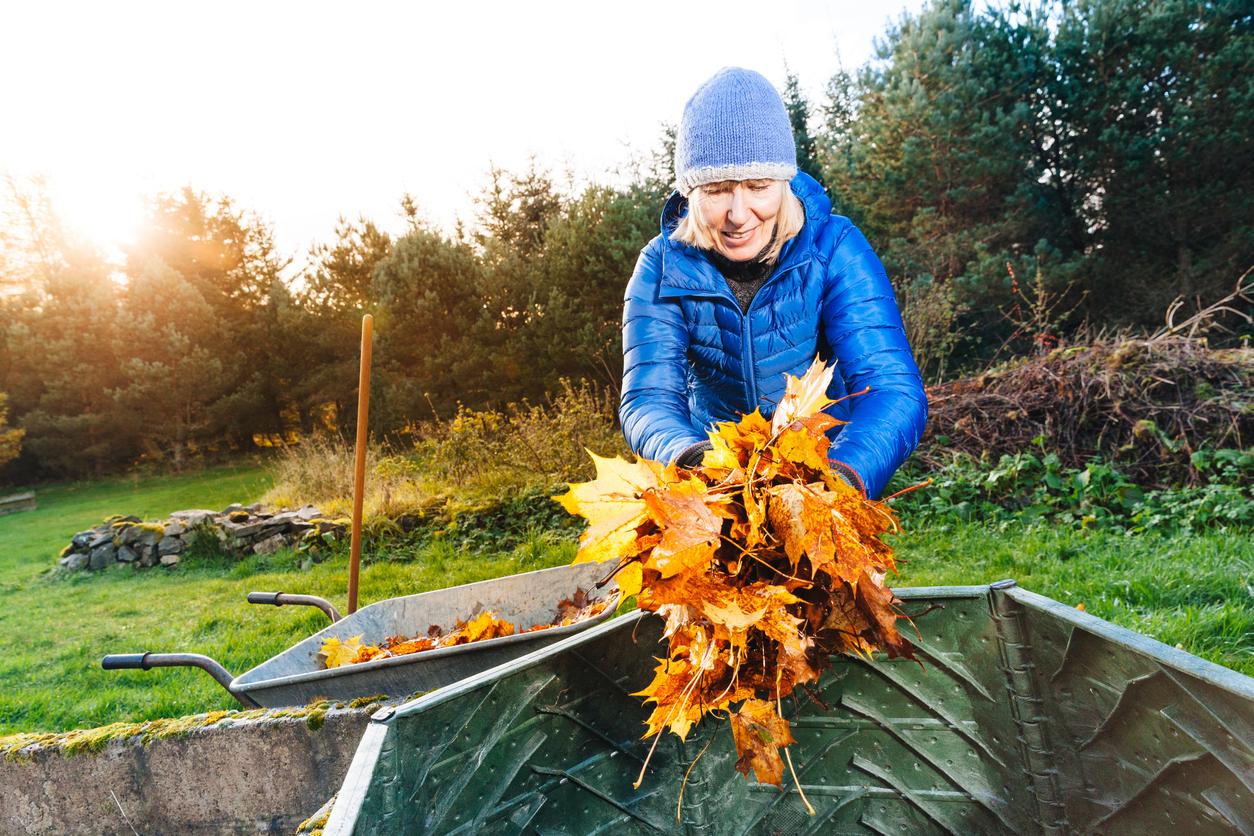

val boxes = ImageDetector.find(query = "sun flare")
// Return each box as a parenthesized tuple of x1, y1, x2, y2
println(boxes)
(53, 181, 145, 252)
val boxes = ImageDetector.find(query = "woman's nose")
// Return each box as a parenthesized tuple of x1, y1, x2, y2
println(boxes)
(727, 187, 749, 225)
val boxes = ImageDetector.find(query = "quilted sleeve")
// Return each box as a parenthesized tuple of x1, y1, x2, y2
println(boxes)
(619, 240, 707, 463)
(821, 223, 928, 498)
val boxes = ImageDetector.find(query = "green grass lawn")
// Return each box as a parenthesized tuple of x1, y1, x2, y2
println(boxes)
(0, 465, 1249, 735)
(0, 464, 273, 589)
(889, 525, 1253, 676)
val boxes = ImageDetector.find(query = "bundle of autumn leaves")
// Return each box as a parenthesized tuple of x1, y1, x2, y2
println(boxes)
(556, 358, 915, 790)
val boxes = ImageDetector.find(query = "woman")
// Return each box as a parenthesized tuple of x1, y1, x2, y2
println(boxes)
(620, 67, 927, 499)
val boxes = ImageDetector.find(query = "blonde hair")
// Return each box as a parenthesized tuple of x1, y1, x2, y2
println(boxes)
(671, 180, 805, 265)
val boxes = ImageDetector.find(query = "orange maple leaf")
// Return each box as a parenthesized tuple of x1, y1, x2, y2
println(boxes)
(460, 610, 516, 643)
(729, 698, 797, 786)
(641, 476, 724, 578)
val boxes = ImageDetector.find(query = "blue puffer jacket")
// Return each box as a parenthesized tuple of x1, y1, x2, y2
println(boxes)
(620, 172, 927, 499)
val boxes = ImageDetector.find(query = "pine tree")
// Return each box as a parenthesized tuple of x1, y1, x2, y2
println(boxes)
(1049, 0, 1254, 325)
(125, 189, 293, 445)
(816, 0, 1074, 371)
(290, 217, 393, 433)
(110, 258, 228, 469)
(370, 227, 491, 427)
(783, 71, 823, 186)
(8, 258, 130, 476)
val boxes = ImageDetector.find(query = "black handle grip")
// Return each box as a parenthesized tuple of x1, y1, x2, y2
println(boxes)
(247, 592, 282, 606)
(102, 653, 151, 671)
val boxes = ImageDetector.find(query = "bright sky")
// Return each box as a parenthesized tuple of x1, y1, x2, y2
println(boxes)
(0, 1, 926, 267)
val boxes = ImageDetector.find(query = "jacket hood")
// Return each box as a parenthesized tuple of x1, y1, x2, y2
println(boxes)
(657, 171, 832, 298)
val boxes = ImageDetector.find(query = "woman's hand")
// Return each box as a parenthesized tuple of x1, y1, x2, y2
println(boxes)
(675, 440, 712, 469)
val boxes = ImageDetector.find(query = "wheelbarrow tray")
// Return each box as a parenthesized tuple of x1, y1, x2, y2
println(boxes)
(324, 581, 1254, 835)
(231, 562, 619, 707)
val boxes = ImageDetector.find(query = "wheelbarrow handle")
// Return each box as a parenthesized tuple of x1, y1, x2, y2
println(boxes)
(247, 591, 342, 623)
(101, 652, 260, 709)
(102, 652, 152, 671)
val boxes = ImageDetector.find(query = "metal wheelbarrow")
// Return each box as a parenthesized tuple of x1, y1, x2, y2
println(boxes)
(102, 562, 620, 708)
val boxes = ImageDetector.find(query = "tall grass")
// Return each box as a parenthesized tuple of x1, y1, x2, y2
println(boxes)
(263, 378, 629, 514)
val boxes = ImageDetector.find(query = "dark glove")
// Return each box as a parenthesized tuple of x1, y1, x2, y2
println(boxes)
(830, 460, 867, 498)
(675, 440, 712, 469)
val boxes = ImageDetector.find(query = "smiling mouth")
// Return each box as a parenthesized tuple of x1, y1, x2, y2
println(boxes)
(721, 227, 759, 242)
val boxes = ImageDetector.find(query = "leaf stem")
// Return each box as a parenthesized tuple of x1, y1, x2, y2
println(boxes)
(882, 478, 934, 501)
(676, 732, 716, 822)
(777, 666, 815, 816)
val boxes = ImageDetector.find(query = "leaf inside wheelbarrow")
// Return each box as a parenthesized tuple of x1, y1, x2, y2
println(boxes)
(319, 592, 610, 669)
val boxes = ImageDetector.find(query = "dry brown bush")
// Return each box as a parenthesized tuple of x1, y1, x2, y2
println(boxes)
(920, 337, 1253, 486)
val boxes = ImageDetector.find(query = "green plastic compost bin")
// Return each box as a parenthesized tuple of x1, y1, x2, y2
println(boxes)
(321, 581, 1254, 834)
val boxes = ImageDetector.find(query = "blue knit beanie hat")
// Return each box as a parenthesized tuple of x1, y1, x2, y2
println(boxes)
(674, 67, 797, 196)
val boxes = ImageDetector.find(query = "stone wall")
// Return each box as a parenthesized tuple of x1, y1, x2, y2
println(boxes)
(0, 490, 36, 516)
(57, 504, 348, 572)
(0, 704, 373, 833)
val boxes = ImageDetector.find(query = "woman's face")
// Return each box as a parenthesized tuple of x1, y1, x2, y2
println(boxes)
(697, 179, 786, 261)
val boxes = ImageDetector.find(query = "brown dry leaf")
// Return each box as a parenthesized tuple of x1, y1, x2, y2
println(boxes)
(819, 585, 877, 657)
(773, 642, 823, 694)
(853, 572, 914, 660)
(730, 699, 797, 786)
(818, 484, 899, 583)
(556, 587, 591, 621)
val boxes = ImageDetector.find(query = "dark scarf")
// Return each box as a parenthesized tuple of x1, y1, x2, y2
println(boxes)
(706, 223, 779, 313)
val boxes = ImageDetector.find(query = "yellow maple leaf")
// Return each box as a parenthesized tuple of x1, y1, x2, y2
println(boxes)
(632, 625, 719, 741)
(614, 560, 644, 598)
(701, 435, 743, 473)
(555, 452, 662, 565)
(460, 609, 516, 643)
(319, 634, 367, 669)
(771, 356, 836, 433)
(775, 425, 830, 472)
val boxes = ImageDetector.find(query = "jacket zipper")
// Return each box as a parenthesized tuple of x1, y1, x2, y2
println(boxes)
(736, 258, 811, 413)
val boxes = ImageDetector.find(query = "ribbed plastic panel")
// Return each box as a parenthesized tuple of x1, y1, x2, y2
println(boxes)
(323, 583, 1254, 835)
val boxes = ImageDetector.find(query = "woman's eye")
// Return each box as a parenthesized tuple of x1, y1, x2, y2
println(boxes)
(748, 182, 770, 192)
